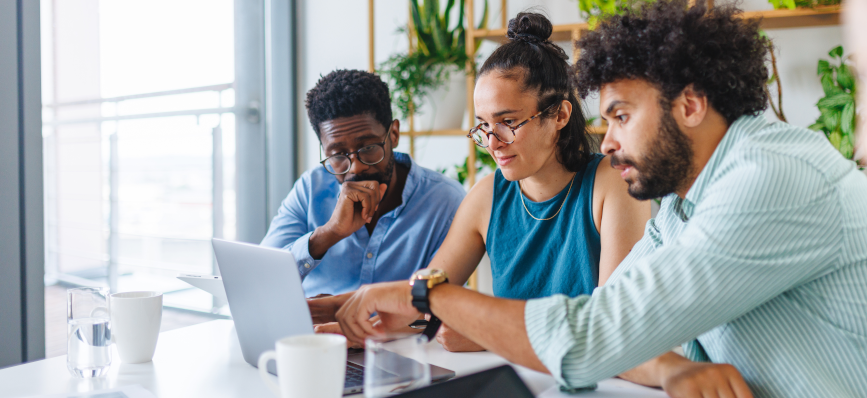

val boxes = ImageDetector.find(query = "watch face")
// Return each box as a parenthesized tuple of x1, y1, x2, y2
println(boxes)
(414, 268, 440, 278)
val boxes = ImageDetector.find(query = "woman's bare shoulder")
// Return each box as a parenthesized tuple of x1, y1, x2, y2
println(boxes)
(594, 155, 630, 198)
(457, 171, 497, 235)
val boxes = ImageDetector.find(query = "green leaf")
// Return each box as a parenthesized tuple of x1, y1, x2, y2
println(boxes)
(456, 0, 465, 36)
(836, 64, 855, 92)
(841, 101, 856, 136)
(782, 0, 796, 9)
(579, 0, 594, 16)
(424, 0, 437, 29)
(818, 92, 854, 109)
(839, 133, 855, 159)
(820, 74, 843, 97)
(820, 107, 840, 132)
(443, 0, 455, 30)
(829, 45, 844, 59)
(808, 122, 825, 132)
(828, 130, 843, 150)
(817, 59, 831, 76)
(477, 0, 488, 30)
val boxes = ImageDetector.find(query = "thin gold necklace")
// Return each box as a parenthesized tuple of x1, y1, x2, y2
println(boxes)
(518, 172, 577, 221)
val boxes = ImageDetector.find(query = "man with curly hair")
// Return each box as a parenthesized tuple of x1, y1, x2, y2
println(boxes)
(332, 2, 867, 397)
(261, 69, 465, 300)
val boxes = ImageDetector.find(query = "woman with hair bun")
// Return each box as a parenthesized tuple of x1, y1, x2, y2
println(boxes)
(424, 11, 649, 351)
(312, 11, 648, 351)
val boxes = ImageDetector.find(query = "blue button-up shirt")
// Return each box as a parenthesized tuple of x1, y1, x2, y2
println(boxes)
(261, 152, 466, 296)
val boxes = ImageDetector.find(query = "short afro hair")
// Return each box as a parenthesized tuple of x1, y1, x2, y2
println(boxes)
(574, 0, 771, 124)
(306, 69, 393, 138)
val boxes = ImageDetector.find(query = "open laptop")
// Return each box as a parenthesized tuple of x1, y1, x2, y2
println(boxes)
(211, 238, 455, 395)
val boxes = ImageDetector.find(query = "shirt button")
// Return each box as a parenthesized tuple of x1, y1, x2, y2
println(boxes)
(304, 263, 311, 269)
(366, 253, 373, 259)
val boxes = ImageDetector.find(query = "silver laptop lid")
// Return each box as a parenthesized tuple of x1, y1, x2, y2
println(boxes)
(212, 238, 314, 368)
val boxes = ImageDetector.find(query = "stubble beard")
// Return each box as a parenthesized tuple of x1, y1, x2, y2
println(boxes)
(611, 104, 695, 201)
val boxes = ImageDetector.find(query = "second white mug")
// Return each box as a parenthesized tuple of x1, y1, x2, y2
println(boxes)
(109, 291, 163, 364)
(259, 334, 347, 398)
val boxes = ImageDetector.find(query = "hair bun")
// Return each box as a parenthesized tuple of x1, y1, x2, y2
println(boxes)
(507, 12, 553, 44)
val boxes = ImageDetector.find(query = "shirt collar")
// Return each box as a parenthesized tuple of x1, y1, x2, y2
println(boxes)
(383, 151, 419, 219)
(680, 115, 769, 220)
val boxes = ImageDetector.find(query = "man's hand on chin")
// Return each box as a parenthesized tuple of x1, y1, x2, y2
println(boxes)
(335, 281, 420, 345)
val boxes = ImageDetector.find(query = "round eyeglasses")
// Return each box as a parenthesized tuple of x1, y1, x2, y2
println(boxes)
(319, 133, 390, 175)
(467, 103, 559, 148)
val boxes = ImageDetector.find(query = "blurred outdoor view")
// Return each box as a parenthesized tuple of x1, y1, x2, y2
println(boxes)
(42, 0, 236, 312)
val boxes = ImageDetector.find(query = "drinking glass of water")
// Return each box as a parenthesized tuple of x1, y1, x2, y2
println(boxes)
(67, 287, 112, 378)
(364, 334, 431, 397)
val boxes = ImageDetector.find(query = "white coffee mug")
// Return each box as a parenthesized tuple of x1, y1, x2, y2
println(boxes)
(109, 291, 163, 364)
(258, 334, 347, 398)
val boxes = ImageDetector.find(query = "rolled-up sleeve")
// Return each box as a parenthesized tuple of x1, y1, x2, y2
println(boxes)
(523, 157, 841, 389)
(261, 177, 322, 279)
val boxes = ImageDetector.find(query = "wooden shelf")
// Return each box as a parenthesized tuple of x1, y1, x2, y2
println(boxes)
(588, 125, 606, 135)
(741, 6, 841, 29)
(402, 129, 467, 137)
(471, 6, 840, 46)
(472, 23, 589, 43)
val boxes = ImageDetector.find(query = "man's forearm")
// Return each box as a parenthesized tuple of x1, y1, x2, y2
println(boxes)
(618, 352, 686, 387)
(428, 284, 548, 374)
(308, 226, 344, 259)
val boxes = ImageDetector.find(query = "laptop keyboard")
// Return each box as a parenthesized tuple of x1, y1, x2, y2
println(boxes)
(345, 362, 365, 388)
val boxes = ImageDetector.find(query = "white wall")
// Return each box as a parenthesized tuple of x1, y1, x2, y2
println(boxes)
(296, 0, 839, 173)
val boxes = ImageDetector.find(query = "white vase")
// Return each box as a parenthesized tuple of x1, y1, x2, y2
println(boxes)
(412, 67, 468, 132)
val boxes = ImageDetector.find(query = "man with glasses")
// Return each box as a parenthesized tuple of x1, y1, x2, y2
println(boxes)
(261, 69, 465, 300)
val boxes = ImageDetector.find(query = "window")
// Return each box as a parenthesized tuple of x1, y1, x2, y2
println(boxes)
(42, 0, 236, 312)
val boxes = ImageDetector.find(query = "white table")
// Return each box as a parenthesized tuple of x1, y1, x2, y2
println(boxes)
(0, 320, 666, 398)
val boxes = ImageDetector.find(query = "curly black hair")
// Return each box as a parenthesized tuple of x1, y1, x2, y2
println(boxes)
(574, 0, 770, 124)
(306, 69, 393, 138)
(480, 12, 593, 173)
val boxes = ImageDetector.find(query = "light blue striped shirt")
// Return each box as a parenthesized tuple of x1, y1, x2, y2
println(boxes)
(525, 116, 867, 397)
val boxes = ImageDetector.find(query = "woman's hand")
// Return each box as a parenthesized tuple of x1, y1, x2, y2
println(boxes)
(435, 323, 485, 352)
(313, 321, 364, 349)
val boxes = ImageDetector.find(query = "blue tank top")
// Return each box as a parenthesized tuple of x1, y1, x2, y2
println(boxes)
(486, 153, 604, 299)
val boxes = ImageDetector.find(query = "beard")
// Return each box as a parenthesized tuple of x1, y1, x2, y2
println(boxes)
(610, 104, 694, 201)
(343, 153, 396, 188)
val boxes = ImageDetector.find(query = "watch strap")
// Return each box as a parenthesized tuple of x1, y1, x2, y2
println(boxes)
(411, 282, 431, 314)
(410, 276, 448, 315)
(422, 315, 442, 341)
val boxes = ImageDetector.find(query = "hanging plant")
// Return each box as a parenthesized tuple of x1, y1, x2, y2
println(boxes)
(379, 0, 488, 120)
(767, 0, 840, 10)
(808, 45, 858, 160)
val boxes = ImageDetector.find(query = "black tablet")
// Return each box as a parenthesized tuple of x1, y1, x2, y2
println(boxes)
(394, 365, 534, 398)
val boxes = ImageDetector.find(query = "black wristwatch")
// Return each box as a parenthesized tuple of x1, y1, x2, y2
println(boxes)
(409, 269, 449, 340)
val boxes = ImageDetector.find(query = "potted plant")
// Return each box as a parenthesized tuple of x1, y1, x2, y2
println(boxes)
(767, 0, 840, 10)
(574, 0, 656, 29)
(809, 45, 859, 161)
(379, 0, 488, 132)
